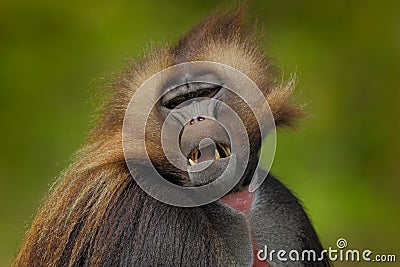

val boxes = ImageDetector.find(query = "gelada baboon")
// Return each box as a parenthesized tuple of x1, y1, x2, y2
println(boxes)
(14, 6, 329, 267)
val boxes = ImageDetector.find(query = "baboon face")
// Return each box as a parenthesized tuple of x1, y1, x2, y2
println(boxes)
(140, 63, 267, 193)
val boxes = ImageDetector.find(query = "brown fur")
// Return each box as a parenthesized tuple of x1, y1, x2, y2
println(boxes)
(13, 7, 302, 266)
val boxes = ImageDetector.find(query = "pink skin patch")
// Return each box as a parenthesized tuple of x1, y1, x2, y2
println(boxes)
(221, 189, 254, 215)
(221, 191, 270, 267)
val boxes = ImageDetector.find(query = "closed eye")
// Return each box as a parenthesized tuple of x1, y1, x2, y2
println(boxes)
(163, 85, 221, 109)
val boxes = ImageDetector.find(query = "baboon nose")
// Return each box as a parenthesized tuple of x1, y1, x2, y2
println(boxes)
(179, 117, 229, 159)
(189, 116, 206, 125)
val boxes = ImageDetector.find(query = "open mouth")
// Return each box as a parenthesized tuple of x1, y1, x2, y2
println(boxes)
(188, 143, 231, 166)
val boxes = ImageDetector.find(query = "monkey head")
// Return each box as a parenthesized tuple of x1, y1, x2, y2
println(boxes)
(143, 63, 270, 190)
(121, 11, 303, 206)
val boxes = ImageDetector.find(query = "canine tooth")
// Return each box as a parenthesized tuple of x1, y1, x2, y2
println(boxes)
(215, 149, 220, 159)
(226, 147, 231, 156)
(193, 149, 198, 161)
(189, 159, 196, 166)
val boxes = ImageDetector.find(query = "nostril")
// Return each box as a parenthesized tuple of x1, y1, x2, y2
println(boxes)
(189, 117, 205, 125)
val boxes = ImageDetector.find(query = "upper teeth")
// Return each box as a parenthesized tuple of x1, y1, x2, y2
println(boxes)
(215, 149, 220, 160)
(188, 144, 231, 166)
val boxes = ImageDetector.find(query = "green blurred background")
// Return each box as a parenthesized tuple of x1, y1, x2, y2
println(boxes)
(0, 1, 399, 266)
